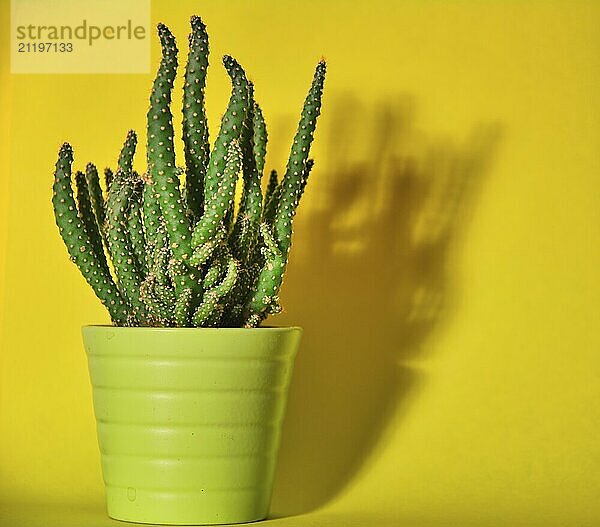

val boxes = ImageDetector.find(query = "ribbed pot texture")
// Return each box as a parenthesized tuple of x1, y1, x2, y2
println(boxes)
(82, 326, 301, 525)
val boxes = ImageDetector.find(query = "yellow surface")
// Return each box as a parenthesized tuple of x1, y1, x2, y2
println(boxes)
(1, 1, 600, 525)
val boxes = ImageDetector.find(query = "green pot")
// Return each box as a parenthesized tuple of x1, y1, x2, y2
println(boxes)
(82, 326, 301, 525)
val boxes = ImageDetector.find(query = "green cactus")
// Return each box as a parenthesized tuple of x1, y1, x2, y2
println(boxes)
(105, 171, 149, 324)
(141, 175, 163, 267)
(189, 228, 226, 268)
(51, 17, 326, 327)
(231, 84, 262, 264)
(126, 176, 147, 275)
(244, 60, 326, 325)
(84, 163, 107, 245)
(203, 250, 226, 290)
(118, 130, 138, 175)
(263, 177, 282, 225)
(182, 15, 210, 222)
(140, 273, 173, 326)
(147, 24, 192, 263)
(192, 256, 238, 326)
(191, 140, 242, 251)
(202, 55, 250, 201)
(273, 61, 326, 254)
(253, 100, 268, 178)
(103, 167, 113, 193)
(52, 144, 128, 324)
(74, 170, 109, 276)
(265, 169, 278, 205)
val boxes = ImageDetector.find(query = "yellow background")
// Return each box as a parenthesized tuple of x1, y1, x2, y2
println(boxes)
(1, 1, 599, 525)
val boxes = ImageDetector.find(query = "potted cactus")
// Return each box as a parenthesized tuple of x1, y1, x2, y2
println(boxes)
(51, 16, 325, 525)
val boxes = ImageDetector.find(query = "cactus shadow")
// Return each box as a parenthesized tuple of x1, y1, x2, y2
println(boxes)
(269, 94, 501, 516)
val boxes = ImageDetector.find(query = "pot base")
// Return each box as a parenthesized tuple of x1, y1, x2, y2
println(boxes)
(107, 485, 269, 525)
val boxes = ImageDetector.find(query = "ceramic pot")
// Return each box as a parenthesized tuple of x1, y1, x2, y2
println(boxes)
(82, 326, 301, 525)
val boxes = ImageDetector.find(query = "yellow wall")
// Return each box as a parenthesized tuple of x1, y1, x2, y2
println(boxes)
(1, 1, 599, 525)
(0, 2, 11, 346)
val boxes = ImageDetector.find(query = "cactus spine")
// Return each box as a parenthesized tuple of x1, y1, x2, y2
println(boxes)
(52, 17, 326, 327)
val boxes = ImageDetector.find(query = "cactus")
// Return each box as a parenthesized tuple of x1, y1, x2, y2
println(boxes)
(105, 170, 149, 325)
(182, 15, 210, 222)
(52, 144, 128, 324)
(265, 169, 279, 205)
(84, 163, 107, 246)
(147, 24, 192, 264)
(52, 16, 326, 327)
(103, 167, 113, 193)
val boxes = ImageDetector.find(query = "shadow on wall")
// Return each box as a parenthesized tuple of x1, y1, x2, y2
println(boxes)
(269, 94, 502, 515)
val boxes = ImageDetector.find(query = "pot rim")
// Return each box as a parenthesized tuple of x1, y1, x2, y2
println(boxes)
(82, 324, 302, 332)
